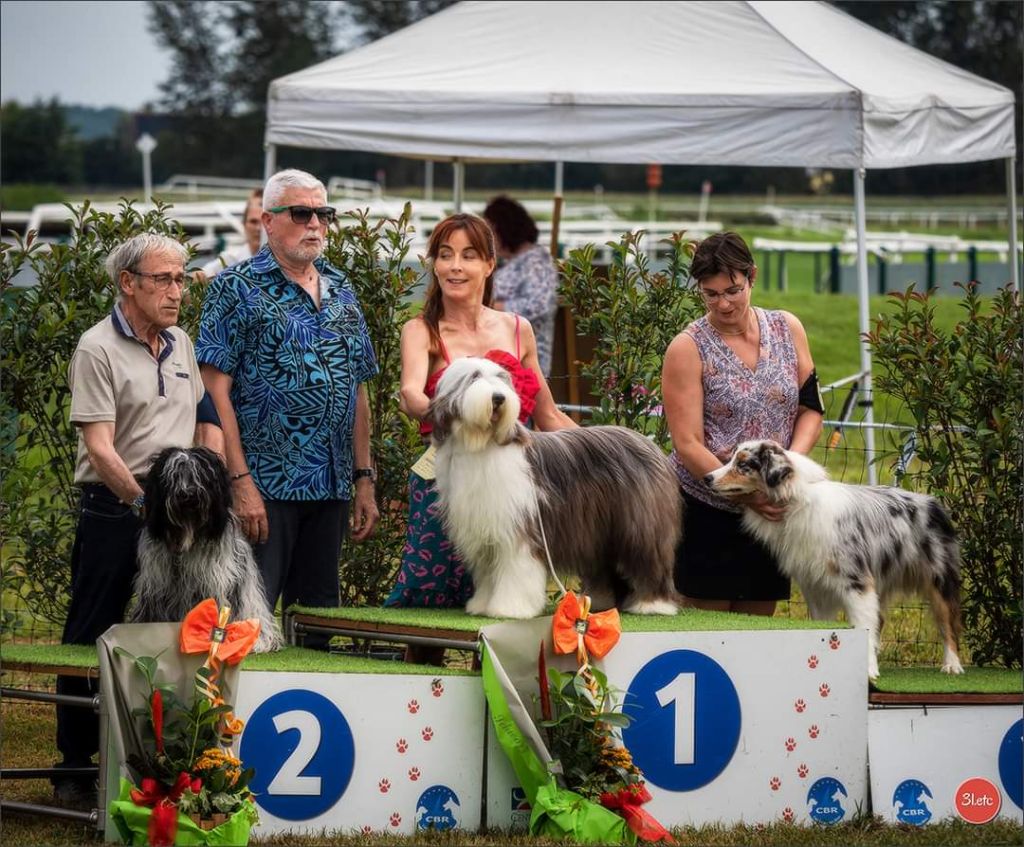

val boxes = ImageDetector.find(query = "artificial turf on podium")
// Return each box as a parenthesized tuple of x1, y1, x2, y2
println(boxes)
(3, 605, 1020, 693)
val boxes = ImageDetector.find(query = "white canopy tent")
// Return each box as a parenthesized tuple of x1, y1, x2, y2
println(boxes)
(265, 0, 1019, 480)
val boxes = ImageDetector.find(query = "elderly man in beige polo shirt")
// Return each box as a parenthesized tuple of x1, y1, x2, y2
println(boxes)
(52, 233, 223, 811)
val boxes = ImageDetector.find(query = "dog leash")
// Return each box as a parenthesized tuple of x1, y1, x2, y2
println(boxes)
(537, 513, 568, 598)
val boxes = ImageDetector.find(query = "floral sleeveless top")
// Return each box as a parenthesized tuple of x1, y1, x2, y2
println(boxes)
(671, 307, 798, 512)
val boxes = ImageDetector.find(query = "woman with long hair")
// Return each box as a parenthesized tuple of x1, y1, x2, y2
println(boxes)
(385, 213, 574, 618)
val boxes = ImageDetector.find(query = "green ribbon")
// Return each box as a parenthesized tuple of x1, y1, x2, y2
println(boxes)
(481, 645, 634, 844)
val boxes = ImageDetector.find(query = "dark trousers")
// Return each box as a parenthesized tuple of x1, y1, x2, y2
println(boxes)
(253, 499, 348, 649)
(55, 485, 141, 778)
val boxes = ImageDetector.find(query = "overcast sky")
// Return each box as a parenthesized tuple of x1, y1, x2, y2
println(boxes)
(1, 1, 171, 109)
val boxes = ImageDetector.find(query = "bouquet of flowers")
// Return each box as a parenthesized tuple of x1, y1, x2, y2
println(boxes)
(538, 592, 675, 844)
(108, 599, 260, 847)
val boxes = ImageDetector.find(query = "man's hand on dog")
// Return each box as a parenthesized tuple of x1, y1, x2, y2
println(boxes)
(740, 491, 787, 522)
(233, 476, 269, 543)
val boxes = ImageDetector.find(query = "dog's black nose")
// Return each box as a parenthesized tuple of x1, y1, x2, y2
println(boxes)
(703, 474, 714, 486)
(492, 393, 505, 408)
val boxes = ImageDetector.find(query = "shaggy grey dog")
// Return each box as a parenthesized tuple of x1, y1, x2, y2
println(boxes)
(430, 357, 682, 619)
(130, 446, 283, 652)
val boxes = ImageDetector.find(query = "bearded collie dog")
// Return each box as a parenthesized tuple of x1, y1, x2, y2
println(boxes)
(429, 357, 682, 619)
(706, 440, 964, 679)
(129, 446, 283, 652)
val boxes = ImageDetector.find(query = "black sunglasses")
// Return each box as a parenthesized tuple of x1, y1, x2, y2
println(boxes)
(267, 205, 337, 225)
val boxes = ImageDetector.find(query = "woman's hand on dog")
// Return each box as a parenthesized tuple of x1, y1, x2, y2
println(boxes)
(739, 491, 787, 522)
(232, 475, 269, 543)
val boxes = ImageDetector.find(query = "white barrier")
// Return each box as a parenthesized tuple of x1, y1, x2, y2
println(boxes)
(869, 707, 1023, 825)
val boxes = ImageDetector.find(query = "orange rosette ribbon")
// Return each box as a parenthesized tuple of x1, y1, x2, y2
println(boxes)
(179, 599, 260, 744)
(552, 591, 621, 665)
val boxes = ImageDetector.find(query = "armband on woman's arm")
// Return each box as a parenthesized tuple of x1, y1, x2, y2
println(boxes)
(798, 369, 825, 414)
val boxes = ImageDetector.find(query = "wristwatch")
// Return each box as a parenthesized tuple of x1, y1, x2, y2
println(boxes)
(130, 493, 146, 518)
(352, 467, 376, 484)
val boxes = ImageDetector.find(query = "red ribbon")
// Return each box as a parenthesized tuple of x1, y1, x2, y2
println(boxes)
(600, 783, 676, 844)
(130, 773, 202, 847)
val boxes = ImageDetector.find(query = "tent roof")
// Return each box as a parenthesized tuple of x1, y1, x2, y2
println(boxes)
(266, 0, 1016, 169)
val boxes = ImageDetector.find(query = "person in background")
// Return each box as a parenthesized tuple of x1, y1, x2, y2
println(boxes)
(385, 213, 574, 660)
(196, 168, 379, 650)
(483, 195, 560, 377)
(53, 233, 222, 810)
(662, 231, 823, 616)
(199, 188, 264, 278)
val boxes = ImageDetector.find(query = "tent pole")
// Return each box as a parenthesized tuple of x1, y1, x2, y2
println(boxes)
(551, 162, 564, 256)
(261, 143, 276, 246)
(853, 168, 877, 485)
(551, 160, 578, 420)
(263, 143, 277, 183)
(1007, 157, 1020, 292)
(453, 159, 464, 212)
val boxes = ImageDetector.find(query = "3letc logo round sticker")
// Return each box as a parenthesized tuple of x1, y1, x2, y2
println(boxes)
(622, 650, 741, 791)
(240, 689, 355, 820)
(954, 777, 1001, 825)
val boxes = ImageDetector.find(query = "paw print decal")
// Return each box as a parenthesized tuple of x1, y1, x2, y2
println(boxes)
(784, 737, 796, 752)
(794, 698, 806, 713)
(407, 699, 420, 714)
(378, 778, 391, 793)
(807, 654, 819, 669)
(389, 812, 402, 828)
(819, 683, 830, 698)
(408, 767, 421, 781)
(808, 724, 820, 739)
(361, 825, 373, 835)
(431, 678, 445, 698)
(797, 763, 809, 778)
(829, 632, 841, 650)
(782, 807, 794, 823)
(769, 776, 781, 791)
(421, 726, 434, 741)
(396, 738, 408, 754)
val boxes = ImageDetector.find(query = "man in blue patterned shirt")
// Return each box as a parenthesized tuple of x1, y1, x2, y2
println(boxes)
(196, 169, 379, 644)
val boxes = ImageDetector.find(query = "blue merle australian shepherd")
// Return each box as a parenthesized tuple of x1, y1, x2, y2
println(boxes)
(129, 446, 282, 651)
(706, 440, 963, 680)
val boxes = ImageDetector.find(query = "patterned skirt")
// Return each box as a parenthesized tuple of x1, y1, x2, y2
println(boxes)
(383, 472, 473, 608)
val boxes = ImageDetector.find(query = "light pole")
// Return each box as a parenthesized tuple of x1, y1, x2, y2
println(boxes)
(135, 133, 158, 203)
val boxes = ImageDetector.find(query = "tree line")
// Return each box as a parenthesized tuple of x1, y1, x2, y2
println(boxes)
(1, 1, 1020, 201)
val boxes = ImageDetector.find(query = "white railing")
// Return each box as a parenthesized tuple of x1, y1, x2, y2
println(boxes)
(155, 175, 264, 198)
(327, 176, 384, 201)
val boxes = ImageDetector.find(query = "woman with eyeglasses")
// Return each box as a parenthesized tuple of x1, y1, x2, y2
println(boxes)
(384, 213, 575, 660)
(662, 231, 823, 616)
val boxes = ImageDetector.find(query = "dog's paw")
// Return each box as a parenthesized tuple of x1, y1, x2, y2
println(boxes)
(623, 598, 678, 616)
(941, 658, 965, 675)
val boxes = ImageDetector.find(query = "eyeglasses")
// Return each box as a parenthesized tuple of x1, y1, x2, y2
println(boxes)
(132, 271, 190, 290)
(699, 282, 749, 304)
(267, 205, 337, 225)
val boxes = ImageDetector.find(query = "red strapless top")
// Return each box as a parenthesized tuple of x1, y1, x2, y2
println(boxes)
(419, 316, 540, 435)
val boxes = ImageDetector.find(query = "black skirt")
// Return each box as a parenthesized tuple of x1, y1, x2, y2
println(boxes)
(674, 490, 791, 602)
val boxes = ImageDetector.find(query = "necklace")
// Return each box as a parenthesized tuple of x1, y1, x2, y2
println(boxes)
(709, 312, 753, 337)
